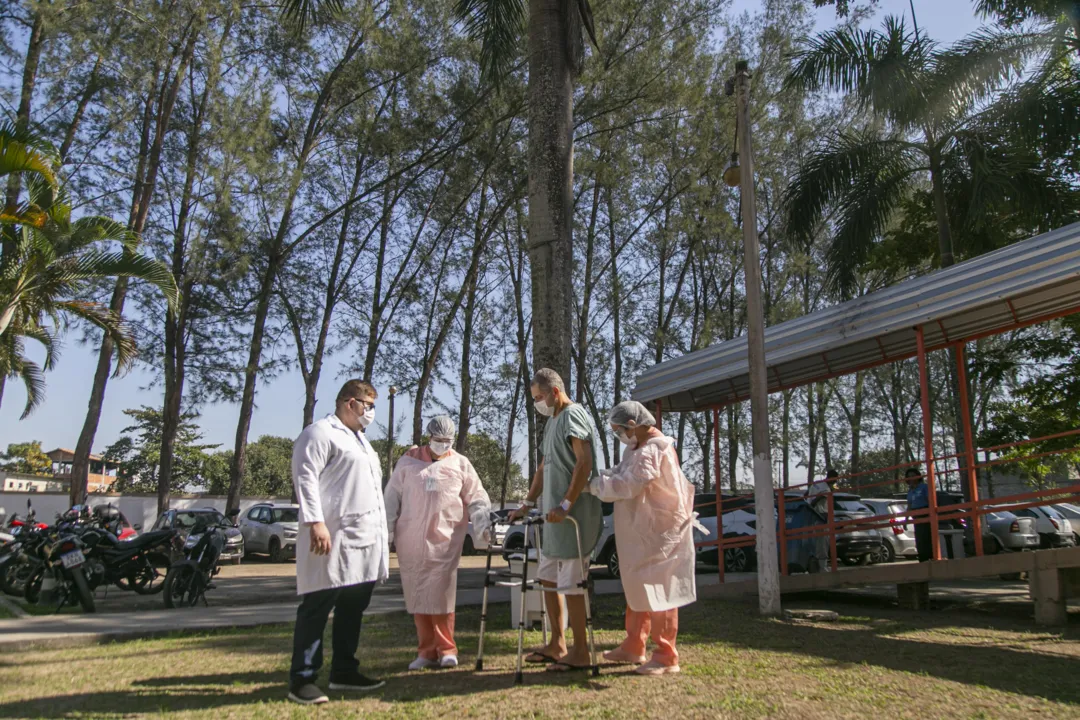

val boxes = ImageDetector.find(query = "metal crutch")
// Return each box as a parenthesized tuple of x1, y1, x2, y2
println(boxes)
(561, 516, 600, 677)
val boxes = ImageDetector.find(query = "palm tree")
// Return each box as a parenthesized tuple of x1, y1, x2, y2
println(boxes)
(783, 15, 1073, 295)
(0, 125, 179, 417)
(282, 0, 597, 382)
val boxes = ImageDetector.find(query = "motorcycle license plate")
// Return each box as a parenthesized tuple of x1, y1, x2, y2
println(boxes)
(60, 549, 85, 569)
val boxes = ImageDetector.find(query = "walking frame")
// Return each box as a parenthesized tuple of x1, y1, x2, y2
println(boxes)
(475, 513, 600, 683)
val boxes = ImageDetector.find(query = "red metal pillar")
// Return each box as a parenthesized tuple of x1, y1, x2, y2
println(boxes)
(713, 407, 724, 583)
(954, 343, 984, 556)
(915, 326, 942, 561)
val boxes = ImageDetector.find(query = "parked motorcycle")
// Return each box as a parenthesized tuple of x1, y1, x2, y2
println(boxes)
(28, 529, 96, 612)
(79, 505, 178, 596)
(163, 517, 227, 608)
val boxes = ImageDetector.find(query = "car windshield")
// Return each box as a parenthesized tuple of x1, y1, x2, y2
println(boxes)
(175, 511, 229, 529)
(270, 508, 299, 523)
(836, 500, 871, 513)
(1055, 503, 1080, 518)
(987, 511, 1015, 521)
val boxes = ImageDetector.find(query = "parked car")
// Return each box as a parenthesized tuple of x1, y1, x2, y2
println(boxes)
(977, 510, 1039, 554)
(807, 493, 886, 566)
(861, 499, 916, 563)
(239, 503, 299, 562)
(152, 508, 245, 564)
(462, 507, 516, 555)
(1051, 503, 1080, 546)
(694, 493, 830, 574)
(1011, 505, 1075, 548)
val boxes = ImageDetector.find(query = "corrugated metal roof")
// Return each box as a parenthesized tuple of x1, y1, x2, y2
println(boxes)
(632, 221, 1080, 412)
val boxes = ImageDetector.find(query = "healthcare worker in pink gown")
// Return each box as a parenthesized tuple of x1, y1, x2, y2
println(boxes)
(589, 401, 702, 676)
(384, 416, 492, 670)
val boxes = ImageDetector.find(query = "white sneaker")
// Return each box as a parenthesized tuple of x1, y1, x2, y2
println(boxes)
(408, 656, 439, 671)
(439, 655, 458, 668)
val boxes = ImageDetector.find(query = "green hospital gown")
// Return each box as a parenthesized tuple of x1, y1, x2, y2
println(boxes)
(540, 404, 604, 559)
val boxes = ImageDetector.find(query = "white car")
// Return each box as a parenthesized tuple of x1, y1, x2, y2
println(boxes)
(1011, 505, 1075, 549)
(239, 503, 299, 562)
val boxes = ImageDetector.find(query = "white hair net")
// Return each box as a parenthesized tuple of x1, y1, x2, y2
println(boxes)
(426, 415, 457, 439)
(607, 401, 656, 429)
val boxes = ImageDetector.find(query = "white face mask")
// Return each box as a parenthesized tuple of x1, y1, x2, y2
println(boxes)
(358, 406, 375, 429)
(534, 397, 554, 417)
(430, 440, 452, 457)
(616, 429, 637, 448)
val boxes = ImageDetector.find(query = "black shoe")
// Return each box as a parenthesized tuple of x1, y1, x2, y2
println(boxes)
(287, 682, 329, 705)
(328, 671, 385, 692)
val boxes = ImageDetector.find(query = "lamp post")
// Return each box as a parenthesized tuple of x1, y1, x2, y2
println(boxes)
(727, 59, 781, 617)
(385, 386, 398, 488)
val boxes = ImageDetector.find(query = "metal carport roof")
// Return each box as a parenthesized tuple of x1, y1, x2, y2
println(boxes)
(631, 221, 1080, 412)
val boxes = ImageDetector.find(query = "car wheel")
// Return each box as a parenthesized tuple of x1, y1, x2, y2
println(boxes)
(462, 536, 475, 556)
(983, 537, 1002, 555)
(724, 547, 752, 573)
(875, 542, 895, 564)
(269, 538, 285, 563)
(841, 556, 858, 567)
(607, 548, 620, 579)
(808, 556, 822, 574)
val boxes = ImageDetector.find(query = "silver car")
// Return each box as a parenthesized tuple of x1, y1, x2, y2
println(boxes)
(239, 503, 299, 562)
(862, 499, 917, 563)
(980, 510, 1040, 553)
(1051, 503, 1080, 546)
(1012, 505, 1075, 548)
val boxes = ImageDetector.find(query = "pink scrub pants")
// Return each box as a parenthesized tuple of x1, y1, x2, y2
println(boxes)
(414, 613, 457, 660)
(619, 607, 679, 666)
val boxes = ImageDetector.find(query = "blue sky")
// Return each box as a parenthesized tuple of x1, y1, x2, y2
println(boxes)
(1, 0, 987, 458)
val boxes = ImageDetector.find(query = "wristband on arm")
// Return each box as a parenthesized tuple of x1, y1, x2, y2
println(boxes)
(559, 499, 572, 512)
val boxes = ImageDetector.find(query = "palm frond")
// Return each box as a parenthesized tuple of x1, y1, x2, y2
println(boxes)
(55, 300, 139, 372)
(454, 0, 527, 85)
(826, 147, 921, 296)
(784, 131, 920, 248)
(0, 128, 56, 189)
(70, 251, 179, 312)
(14, 356, 45, 419)
(280, 0, 344, 30)
(983, 59, 1080, 165)
(930, 25, 1052, 120)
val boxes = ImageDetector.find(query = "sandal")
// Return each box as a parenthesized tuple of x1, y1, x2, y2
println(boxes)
(525, 651, 560, 664)
(546, 661, 592, 672)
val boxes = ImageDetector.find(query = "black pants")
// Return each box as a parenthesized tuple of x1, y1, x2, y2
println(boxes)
(290, 581, 376, 685)
(915, 522, 933, 563)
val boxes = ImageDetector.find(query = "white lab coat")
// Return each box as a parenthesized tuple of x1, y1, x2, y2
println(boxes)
(590, 435, 696, 612)
(292, 413, 389, 596)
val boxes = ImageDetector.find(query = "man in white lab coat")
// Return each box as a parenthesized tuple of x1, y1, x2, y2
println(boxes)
(288, 379, 389, 705)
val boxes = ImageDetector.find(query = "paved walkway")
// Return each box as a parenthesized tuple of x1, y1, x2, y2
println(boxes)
(0, 578, 627, 649)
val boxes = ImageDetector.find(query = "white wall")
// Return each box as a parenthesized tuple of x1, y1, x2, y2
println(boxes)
(0, 492, 291, 529)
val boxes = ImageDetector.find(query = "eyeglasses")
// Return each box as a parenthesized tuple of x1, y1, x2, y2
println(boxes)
(352, 398, 376, 412)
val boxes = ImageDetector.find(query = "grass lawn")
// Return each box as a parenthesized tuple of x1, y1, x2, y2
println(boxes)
(0, 595, 1077, 719)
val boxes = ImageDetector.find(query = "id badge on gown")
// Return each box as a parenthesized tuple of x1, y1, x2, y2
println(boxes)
(425, 473, 438, 492)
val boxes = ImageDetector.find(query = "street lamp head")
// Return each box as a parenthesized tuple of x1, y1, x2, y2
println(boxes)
(723, 152, 741, 187)
(389, 386, 398, 396)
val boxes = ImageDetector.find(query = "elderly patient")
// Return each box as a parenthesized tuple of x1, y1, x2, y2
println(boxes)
(589, 400, 700, 676)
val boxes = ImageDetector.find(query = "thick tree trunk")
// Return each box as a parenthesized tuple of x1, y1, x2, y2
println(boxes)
(500, 366, 523, 508)
(851, 371, 864, 485)
(527, 0, 575, 384)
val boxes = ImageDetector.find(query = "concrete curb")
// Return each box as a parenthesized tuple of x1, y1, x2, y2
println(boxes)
(0, 594, 27, 619)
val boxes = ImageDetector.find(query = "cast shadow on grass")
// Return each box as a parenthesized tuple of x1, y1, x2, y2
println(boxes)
(681, 598, 1080, 705)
